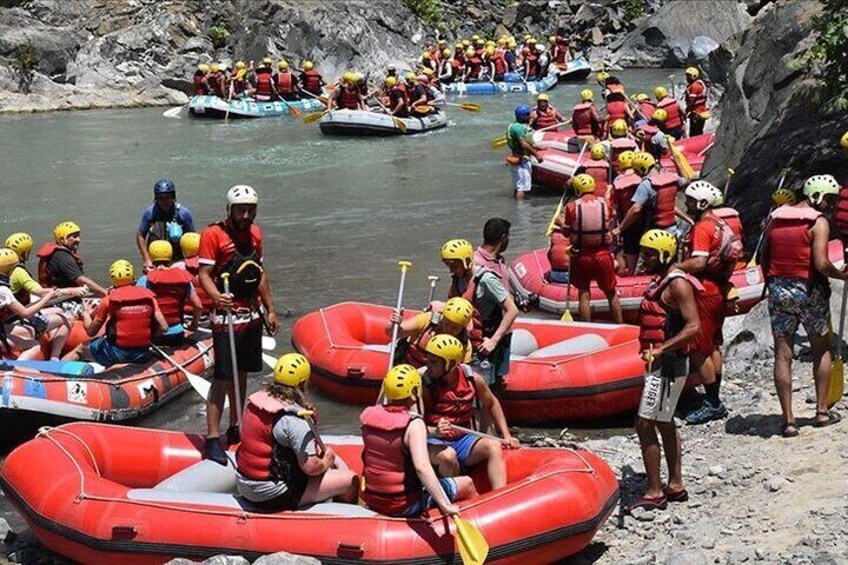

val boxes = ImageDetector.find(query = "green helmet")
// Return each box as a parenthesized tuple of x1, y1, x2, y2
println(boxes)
(803, 174, 839, 205)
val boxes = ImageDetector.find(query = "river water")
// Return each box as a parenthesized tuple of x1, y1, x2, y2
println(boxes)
(0, 69, 678, 445)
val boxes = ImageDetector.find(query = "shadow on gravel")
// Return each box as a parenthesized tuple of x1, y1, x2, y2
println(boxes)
(724, 413, 784, 437)
(561, 541, 611, 564)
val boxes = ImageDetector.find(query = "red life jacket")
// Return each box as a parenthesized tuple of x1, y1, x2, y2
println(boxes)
(765, 205, 822, 281)
(584, 160, 610, 196)
(525, 54, 539, 77)
(711, 207, 744, 242)
(424, 364, 476, 427)
(685, 79, 708, 114)
(255, 71, 274, 97)
(467, 57, 482, 80)
(146, 267, 194, 327)
(106, 285, 156, 349)
(301, 70, 322, 95)
(548, 231, 571, 271)
(639, 271, 704, 351)
(492, 52, 507, 76)
(36, 243, 83, 288)
(534, 106, 558, 129)
(554, 42, 568, 64)
(276, 72, 294, 94)
(236, 391, 304, 482)
(606, 99, 628, 124)
(572, 102, 595, 136)
(697, 214, 745, 280)
(451, 58, 464, 79)
(657, 98, 683, 130)
(636, 123, 659, 151)
(610, 138, 638, 172)
(640, 101, 656, 120)
(834, 185, 848, 234)
(359, 405, 421, 515)
(648, 171, 679, 228)
(339, 87, 360, 110)
(193, 73, 208, 96)
(612, 172, 642, 220)
(570, 196, 612, 251)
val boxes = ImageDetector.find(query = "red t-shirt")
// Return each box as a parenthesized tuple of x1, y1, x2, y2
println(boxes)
(198, 220, 264, 319)
(687, 212, 722, 295)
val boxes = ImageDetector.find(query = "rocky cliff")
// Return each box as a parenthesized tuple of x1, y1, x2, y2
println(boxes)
(700, 0, 848, 244)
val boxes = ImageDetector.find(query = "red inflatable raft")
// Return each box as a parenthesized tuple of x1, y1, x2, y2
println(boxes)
(1, 423, 619, 564)
(292, 302, 647, 422)
(508, 240, 846, 322)
(0, 335, 213, 431)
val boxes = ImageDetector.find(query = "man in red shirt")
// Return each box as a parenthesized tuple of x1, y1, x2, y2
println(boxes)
(673, 181, 736, 424)
(553, 173, 622, 323)
(684, 67, 708, 137)
(198, 185, 280, 465)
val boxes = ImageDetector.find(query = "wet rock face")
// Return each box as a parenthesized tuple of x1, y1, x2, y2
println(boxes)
(608, 0, 751, 68)
(701, 0, 848, 245)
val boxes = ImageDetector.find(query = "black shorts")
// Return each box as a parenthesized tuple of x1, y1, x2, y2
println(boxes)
(212, 321, 263, 380)
(622, 225, 642, 255)
(248, 474, 309, 512)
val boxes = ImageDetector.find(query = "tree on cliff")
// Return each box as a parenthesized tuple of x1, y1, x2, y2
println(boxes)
(791, 0, 848, 110)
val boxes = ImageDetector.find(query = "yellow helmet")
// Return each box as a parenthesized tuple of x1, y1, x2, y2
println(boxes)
(382, 364, 422, 402)
(771, 188, 797, 207)
(639, 229, 678, 264)
(486, 46, 495, 56)
(580, 89, 594, 102)
(273, 353, 311, 388)
(405, 71, 416, 82)
(596, 71, 610, 84)
(523, 33, 532, 40)
(422, 68, 434, 76)
(197, 63, 209, 73)
(109, 259, 135, 287)
(235, 61, 245, 70)
(385, 76, 397, 87)
(422, 51, 431, 59)
(148, 240, 173, 264)
(53, 221, 80, 243)
(549, 35, 556, 43)
(508, 39, 517, 48)
(443, 48, 452, 58)
(633, 152, 657, 175)
(261, 57, 273, 66)
(475, 38, 485, 46)
(537, 93, 550, 102)
(438, 39, 447, 45)
(617, 150, 637, 170)
(424, 334, 466, 364)
(210, 63, 220, 73)
(611, 118, 628, 138)
(652, 108, 668, 123)
(841, 130, 848, 149)
(462, 39, 470, 47)
(304, 60, 314, 71)
(440, 239, 474, 268)
(654, 86, 668, 100)
(455, 42, 464, 50)
(179, 232, 200, 258)
(442, 297, 474, 327)
(572, 173, 597, 195)
(635, 93, 649, 103)
(278, 60, 289, 70)
(465, 47, 474, 58)
(685, 66, 700, 79)
(5, 233, 33, 259)
(485, 40, 496, 47)
(472, 34, 480, 41)
(0, 248, 20, 274)
(590, 143, 607, 161)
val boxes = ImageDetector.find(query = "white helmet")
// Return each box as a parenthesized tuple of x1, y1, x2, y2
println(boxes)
(535, 43, 545, 52)
(803, 174, 839, 205)
(227, 184, 259, 206)
(684, 180, 717, 211)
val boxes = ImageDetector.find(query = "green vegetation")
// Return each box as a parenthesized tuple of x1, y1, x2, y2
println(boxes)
(404, 0, 443, 29)
(791, 0, 848, 110)
(207, 23, 231, 49)
(621, 0, 648, 22)
(12, 41, 38, 94)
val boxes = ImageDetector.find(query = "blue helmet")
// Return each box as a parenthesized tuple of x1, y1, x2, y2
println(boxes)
(153, 178, 176, 196)
(515, 104, 532, 121)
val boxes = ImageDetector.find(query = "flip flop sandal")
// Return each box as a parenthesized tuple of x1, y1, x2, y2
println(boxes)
(781, 422, 799, 437)
(815, 410, 842, 428)
(663, 487, 689, 503)
(627, 495, 668, 513)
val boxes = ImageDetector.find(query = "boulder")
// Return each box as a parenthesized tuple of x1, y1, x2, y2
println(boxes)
(700, 0, 848, 246)
(610, 0, 751, 67)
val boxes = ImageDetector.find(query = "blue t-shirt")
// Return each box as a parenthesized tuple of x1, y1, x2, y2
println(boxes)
(138, 203, 195, 237)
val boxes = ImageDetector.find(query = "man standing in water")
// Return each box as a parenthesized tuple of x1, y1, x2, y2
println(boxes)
(198, 185, 279, 465)
(507, 104, 543, 201)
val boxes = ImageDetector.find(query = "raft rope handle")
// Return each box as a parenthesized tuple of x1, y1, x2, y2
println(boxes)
(37, 427, 102, 500)
(318, 306, 377, 351)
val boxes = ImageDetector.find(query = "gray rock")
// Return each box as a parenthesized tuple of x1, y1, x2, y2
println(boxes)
(253, 552, 321, 565)
(766, 475, 787, 492)
(667, 549, 710, 565)
(708, 465, 726, 478)
(202, 556, 250, 565)
(689, 35, 721, 63)
(0, 516, 9, 542)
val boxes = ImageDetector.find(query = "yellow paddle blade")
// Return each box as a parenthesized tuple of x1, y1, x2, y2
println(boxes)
(393, 118, 408, 133)
(288, 105, 302, 117)
(828, 356, 844, 408)
(302, 111, 326, 124)
(560, 309, 574, 323)
(491, 136, 508, 149)
(459, 102, 481, 112)
(668, 138, 695, 180)
(454, 517, 488, 565)
(746, 256, 757, 269)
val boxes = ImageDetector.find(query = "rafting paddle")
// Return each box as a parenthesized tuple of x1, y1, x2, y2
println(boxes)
(224, 80, 235, 122)
(386, 261, 412, 372)
(302, 109, 328, 124)
(370, 95, 409, 134)
(747, 168, 790, 268)
(723, 168, 735, 197)
(667, 136, 695, 181)
(221, 273, 243, 429)
(150, 343, 217, 403)
(297, 408, 326, 455)
(828, 279, 848, 407)
(445, 101, 481, 112)
(546, 141, 589, 237)
(454, 515, 489, 565)
(163, 104, 186, 118)
(426, 275, 439, 304)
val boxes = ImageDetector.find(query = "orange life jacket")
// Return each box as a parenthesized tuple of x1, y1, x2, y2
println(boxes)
(612, 172, 642, 220)
(569, 196, 612, 251)
(276, 71, 294, 94)
(339, 87, 360, 110)
(572, 102, 595, 136)
(685, 79, 708, 114)
(533, 106, 558, 129)
(711, 207, 744, 242)
(584, 160, 610, 196)
(360, 405, 421, 515)
(648, 171, 679, 228)
(106, 285, 156, 349)
(657, 98, 684, 130)
(548, 231, 571, 271)
(255, 71, 274, 97)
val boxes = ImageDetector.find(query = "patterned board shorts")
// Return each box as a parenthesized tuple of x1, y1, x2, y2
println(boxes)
(767, 277, 831, 339)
